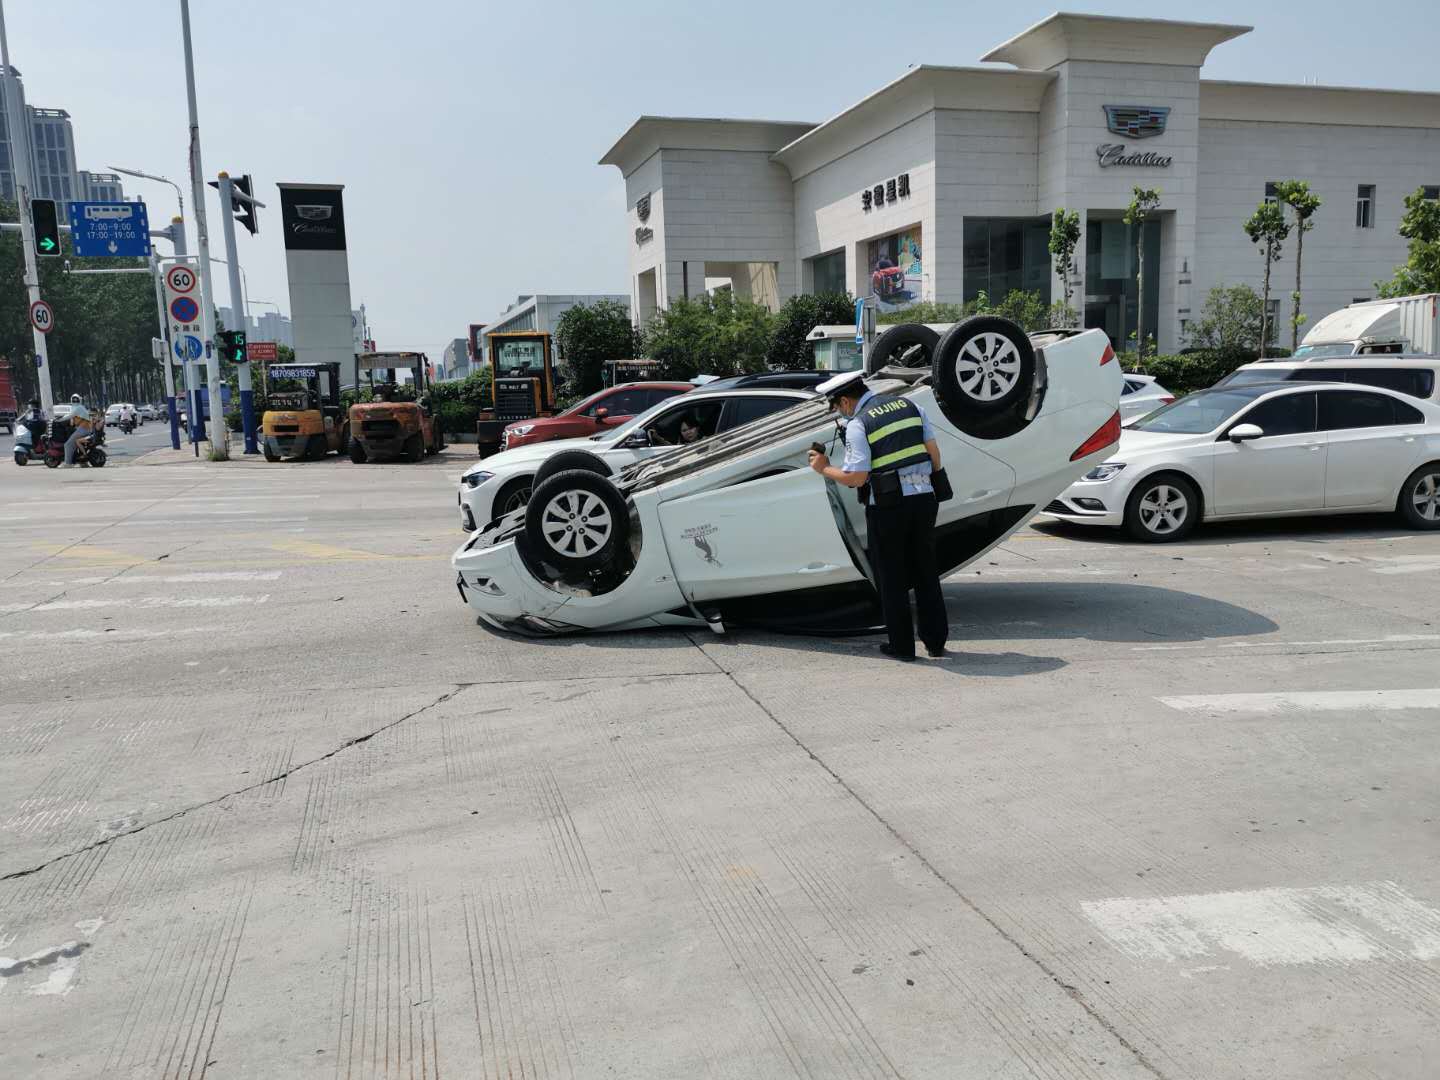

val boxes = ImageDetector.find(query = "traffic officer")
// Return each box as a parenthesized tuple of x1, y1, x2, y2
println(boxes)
(808, 371, 948, 660)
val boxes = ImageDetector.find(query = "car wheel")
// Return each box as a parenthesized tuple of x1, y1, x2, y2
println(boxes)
(931, 316, 1035, 421)
(1398, 463, 1440, 530)
(1124, 474, 1198, 542)
(349, 439, 368, 463)
(866, 323, 940, 375)
(524, 469, 630, 573)
(494, 476, 533, 517)
(531, 448, 612, 491)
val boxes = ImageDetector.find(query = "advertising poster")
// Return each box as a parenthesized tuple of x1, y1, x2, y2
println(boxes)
(867, 226, 923, 312)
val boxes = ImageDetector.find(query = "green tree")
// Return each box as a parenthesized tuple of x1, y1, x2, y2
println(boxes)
(640, 291, 774, 381)
(1274, 180, 1322, 351)
(766, 292, 856, 369)
(553, 298, 640, 397)
(875, 301, 966, 326)
(1048, 208, 1082, 326)
(1124, 187, 1162, 357)
(1244, 201, 1291, 352)
(1376, 187, 1440, 298)
(1184, 284, 1265, 355)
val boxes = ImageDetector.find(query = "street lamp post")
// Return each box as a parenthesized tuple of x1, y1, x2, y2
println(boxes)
(109, 166, 184, 225)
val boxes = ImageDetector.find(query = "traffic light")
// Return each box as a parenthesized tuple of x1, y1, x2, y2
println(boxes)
(31, 198, 60, 256)
(217, 330, 248, 363)
(232, 174, 257, 235)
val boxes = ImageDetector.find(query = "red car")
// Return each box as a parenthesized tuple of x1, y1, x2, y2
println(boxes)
(501, 381, 692, 450)
(871, 264, 906, 299)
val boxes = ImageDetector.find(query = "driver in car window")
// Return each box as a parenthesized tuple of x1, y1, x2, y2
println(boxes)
(655, 413, 703, 446)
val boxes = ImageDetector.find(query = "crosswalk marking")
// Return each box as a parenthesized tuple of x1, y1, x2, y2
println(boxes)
(1158, 688, 1440, 714)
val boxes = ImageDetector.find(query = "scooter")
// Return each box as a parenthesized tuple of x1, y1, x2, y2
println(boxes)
(12, 420, 45, 465)
(119, 416, 136, 434)
(40, 425, 106, 469)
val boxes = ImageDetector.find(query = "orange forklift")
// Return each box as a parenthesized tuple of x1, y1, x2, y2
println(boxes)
(348, 352, 444, 462)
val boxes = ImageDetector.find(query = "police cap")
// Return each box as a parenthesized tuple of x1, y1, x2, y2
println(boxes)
(816, 370, 866, 406)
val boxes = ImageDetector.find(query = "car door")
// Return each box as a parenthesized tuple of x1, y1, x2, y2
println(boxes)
(716, 393, 803, 433)
(1318, 389, 1425, 508)
(1211, 391, 1326, 515)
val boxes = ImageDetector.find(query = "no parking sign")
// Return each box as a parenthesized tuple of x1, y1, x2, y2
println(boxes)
(162, 259, 204, 350)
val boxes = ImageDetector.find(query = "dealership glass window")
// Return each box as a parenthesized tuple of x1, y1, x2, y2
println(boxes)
(1266, 299, 1280, 343)
(1083, 216, 1160, 351)
(961, 218, 1051, 305)
(1356, 185, 1375, 228)
(1422, 186, 1439, 201)
(810, 250, 846, 296)
(1264, 182, 1279, 204)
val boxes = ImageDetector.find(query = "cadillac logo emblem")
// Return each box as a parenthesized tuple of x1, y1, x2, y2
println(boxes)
(1102, 105, 1171, 140)
(294, 204, 334, 221)
(636, 193, 652, 223)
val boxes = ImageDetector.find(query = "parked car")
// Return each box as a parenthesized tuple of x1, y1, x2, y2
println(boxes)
(1120, 374, 1175, 423)
(460, 388, 813, 532)
(501, 381, 691, 451)
(452, 318, 1124, 636)
(137, 403, 157, 421)
(1044, 381, 1440, 541)
(104, 403, 125, 424)
(1217, 356, 1440, 405)
(698, 371, 833, 392)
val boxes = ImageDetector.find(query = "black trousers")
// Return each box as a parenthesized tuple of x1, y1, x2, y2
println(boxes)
(866, 493, 949, 656)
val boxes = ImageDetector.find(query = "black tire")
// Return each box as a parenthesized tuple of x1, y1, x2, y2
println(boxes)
(1123, 473, 1199, 543)
(306, 436, 327, 461)
(1398, 462, 1440, 530)
(349, 439, 368, 464)
(263, 444, 280, 463)
(531, 448, 612, 491)
(493, 476, 533, 518)
(87, 448, 107, 468)
(866, 323, 940, 375)
(931, 316, 1035, 419)
(404, 433, 424, 463)
(44, 453, 60, 469)
(524, 469, 629, 573)
(14, 452, 27, 466)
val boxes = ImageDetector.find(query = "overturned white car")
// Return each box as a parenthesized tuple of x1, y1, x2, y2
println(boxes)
(452, 317, 1123, 636)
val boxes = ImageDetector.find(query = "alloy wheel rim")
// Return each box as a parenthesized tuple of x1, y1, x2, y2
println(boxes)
(956, 334, 1021, 401)
(540, 490, 613, 557)
(502, 487, 531, 514)
(1138, 484, 1188, 534)
(1413, 473, 1440, 521)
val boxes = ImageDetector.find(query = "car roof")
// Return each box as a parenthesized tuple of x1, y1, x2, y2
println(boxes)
(606, 380, 694, 390)
(1248, 356, 1440, 368)
(682, 387, 814, 400)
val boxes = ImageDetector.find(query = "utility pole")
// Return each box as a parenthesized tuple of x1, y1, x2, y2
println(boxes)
(0, 1, 54, 414)
(179, 0, 227, 458)
(215, 172, 264, 453)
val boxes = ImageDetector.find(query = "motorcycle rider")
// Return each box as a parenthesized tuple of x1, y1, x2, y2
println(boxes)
(121, 402, 137, 430)
(63, 394, 92, 467)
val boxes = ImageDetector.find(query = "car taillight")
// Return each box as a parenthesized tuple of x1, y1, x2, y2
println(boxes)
(1160, 395, 1175, 404)
(1100, 343, 1115, 366)
(1071, 410, 1121, 461)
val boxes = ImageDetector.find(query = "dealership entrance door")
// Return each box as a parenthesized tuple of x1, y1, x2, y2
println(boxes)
(1084, 215, 1160, 352)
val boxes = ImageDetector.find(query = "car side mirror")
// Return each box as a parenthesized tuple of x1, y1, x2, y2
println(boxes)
(1228, 423, 1264, 443)
(621, 430, 650, 449)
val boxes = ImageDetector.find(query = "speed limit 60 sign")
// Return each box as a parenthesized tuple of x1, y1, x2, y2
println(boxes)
(30, 299, 54, 333)
(165, 263, 197, 294)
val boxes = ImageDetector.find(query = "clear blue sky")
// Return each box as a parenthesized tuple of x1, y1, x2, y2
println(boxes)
(6, 0, 1436, 354)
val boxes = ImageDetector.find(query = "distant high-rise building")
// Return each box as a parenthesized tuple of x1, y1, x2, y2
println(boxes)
(441, 338, 468, 380)
(255, 311, 294, 349)
(1, 68, 125, 209)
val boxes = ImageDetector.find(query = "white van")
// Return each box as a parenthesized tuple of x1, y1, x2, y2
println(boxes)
(1217, 356, 1440, 403)
(1296, 294, 1438, 358)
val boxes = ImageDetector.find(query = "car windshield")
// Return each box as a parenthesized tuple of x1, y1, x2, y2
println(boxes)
(494, 340, 545, 377)
(564, 387, 612, 417)
(1131, 385, 1278, 434)
(1216, 369, 1296, 388)
(1293, 343, 1357, 359)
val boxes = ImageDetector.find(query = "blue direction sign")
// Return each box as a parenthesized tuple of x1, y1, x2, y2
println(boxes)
(173, 334, 203, 361)
(67, 200, 151, 257)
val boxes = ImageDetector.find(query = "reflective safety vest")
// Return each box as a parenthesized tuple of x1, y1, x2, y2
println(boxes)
(858, 394, 927, 474)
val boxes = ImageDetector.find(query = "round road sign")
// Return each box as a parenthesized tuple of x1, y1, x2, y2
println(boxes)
(170, 296, 200, 324)
(173, 334, 204, 361)
(166, 264, 197, 294)
(30, 300, 55, 334)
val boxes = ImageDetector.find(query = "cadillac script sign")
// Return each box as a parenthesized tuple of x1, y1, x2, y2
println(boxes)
(1097, 104, 1173, 168)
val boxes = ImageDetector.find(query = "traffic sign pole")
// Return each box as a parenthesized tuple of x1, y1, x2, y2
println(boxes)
(169, 218, 201, 446)
(151, 252, 181, 449)
(217, 173, 258, 453)
(0, 4, 54, 415)
(180, 0, 227, 459)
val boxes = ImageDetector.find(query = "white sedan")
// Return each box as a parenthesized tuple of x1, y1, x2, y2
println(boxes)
(1120, 373, 1175, 423)
(1044, 381, 1440, 541)
(453, 318, 1124, 636)
(457, 389, 812, 532)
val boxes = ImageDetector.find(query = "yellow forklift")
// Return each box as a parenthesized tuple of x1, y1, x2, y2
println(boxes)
(348, 352, 444, 462)
(261, 362, 351, 461)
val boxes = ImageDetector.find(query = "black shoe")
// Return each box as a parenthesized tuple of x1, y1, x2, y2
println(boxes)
(879, 643, 915, 662)
(923, 641, 947, 658)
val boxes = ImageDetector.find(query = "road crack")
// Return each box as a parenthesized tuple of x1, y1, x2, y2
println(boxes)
(0, 685, 467, 884)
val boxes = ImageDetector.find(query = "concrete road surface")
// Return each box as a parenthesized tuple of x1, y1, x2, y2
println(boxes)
(2, 444, 1438, 1078)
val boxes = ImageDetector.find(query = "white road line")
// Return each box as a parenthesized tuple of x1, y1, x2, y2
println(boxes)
(1083, 881, 1440, 966)
(0, 625, 220, 643)
(1134, 634, 1440, 653)
(1158, 688, 1440, 714)
(27, 571, 283, 586)
(0, 595, 269, 613)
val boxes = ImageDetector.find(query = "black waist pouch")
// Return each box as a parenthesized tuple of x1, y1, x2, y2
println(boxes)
(871, 470, 904, 507)
(931, 467, 953, 503)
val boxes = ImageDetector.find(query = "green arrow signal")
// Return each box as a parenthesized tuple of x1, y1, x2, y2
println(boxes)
(38, 236, 57, 252)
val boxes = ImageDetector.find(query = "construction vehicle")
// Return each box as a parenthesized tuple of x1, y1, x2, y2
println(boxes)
(348, 352, 444, 462)
(260, 362, 351, 461)
(475, 330, 558, 456)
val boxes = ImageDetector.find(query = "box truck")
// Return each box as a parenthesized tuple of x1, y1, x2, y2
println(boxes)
(1295, 294, 1439, 359)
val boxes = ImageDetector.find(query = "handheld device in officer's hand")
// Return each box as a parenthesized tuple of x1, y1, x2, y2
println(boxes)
(810, 441, 826, 455)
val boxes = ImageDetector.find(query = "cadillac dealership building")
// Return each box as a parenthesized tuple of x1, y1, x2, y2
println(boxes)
(602, 13, 1440, 353)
